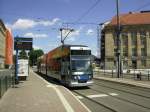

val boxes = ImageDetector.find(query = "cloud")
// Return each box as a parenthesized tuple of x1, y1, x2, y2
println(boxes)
(86, 29, 94, 36)
(6, 18, 60, 30)
(6, 19, 36, 30)
(38, 18, 60, 26)
(33, 45, 41, 50)
(23, 32, 48, 38)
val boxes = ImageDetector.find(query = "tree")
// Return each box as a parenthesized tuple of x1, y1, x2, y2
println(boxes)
(29, 49, 44, 66)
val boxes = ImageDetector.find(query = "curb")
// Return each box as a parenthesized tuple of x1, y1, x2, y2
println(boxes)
(94, 77, 150, 89)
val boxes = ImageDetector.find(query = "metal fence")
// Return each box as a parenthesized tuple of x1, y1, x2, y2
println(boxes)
(0, 69, 15, 98)
(94, 68, 150, 81)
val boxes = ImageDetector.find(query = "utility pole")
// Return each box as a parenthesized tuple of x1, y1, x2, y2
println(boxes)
(116, 0, 121, 78)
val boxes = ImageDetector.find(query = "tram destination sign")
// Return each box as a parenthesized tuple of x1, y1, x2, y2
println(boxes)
(14, 37, 33, 50)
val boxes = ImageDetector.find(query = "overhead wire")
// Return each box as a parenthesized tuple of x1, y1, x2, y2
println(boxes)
(132, 1, 150, 12)
(75, 0, 102, 23)
(117, 1, 150, 27)
(62, 0, 102, 27)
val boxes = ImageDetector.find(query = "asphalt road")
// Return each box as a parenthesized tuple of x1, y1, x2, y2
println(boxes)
(70, 79, 150, 112)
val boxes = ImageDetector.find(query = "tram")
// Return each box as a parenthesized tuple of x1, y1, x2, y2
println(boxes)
(37, 45, 93, 87)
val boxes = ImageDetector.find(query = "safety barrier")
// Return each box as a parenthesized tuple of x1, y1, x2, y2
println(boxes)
(94, 69, 150, 81)
(0, 69, 14, 99)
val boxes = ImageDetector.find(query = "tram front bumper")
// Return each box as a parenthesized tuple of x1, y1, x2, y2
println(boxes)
(69, 80, 93, 87)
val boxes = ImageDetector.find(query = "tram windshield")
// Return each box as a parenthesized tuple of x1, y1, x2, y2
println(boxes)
(71, 56, 91, 72)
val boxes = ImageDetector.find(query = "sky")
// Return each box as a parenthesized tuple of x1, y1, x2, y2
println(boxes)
(1, 0, 150, 56)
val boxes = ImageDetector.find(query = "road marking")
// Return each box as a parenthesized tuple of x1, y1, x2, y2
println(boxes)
(46, 84, 58, 88)
(64, 88, 91, 112)
(64, 87, 92, 112)
(109, 93, 118, 96)
(76, 95, 84, 99)
(76, 93, 118, 99)
(32, 71, 74, 112)
(53, 87, 74, 112)
(87, 94, 108, 98)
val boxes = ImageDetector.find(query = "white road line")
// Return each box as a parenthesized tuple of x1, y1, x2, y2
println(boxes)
(87, 94, 108, 98)
(46, 84, 58, 88)
(63, 87, 92, 112)
(32, 71, 74, 112)
(53, 87, 74, 112)
(76, 95, 84, 99)
(32, 71, 49, 85)
(77, 93, 118, 100)
(109, 93, 118, 96)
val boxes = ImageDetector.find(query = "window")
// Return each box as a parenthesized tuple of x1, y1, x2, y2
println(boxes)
(71, 50, 91, 55)
(140, 32, 146, 45)
(141, 59, 146, 66)
(131, 32, 137, 45)
(132, 48, 137, 56)
(123, 60, 128, 68)
(123, 47, 128, 57)
(113, 33, 117, 46)
(141, 48, 146, 56)
(114, 48, 117, 56)
(121, 33, 128, 45)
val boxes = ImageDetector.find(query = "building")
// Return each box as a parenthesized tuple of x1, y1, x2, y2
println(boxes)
(101, 11, 150, 69)
(0, 19, 6, 69)
(5, 29, 14, 68)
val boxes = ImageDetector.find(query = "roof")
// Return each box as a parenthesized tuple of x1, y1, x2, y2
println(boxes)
(0, 19, 6, 30)
(109, 11, 150, 26)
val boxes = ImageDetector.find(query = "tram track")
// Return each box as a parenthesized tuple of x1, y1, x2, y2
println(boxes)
(72, 90, 118, 112)
(94, 78, 150, 93)
(90, 86, 150, 110)
(94, 79, 150, 99)
(71, 83, 150, 112)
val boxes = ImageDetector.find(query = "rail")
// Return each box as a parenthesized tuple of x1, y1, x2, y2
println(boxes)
(94, 69, 150, 81)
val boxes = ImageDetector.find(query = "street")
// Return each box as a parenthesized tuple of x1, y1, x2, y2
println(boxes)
(71, 79, 150, 112)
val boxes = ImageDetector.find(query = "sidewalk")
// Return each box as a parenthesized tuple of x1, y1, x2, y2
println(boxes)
(0, 70, 90, 112)
(94, 72, 150, 89)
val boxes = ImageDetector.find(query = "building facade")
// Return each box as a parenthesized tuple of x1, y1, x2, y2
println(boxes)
(101, 11, 150, 69)
(0, 19, 6, 69)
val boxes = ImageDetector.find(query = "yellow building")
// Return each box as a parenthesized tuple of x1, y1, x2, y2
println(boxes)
(0, 19, 6, 69)
(101, 11, 150, 69)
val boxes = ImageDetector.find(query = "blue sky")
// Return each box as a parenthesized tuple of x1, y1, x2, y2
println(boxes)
(1, 0, 150, 56)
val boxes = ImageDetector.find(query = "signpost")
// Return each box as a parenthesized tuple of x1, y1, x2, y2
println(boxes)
(14, 37, 32, 84)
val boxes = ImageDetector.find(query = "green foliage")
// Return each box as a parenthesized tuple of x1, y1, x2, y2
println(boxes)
(29, 49, 44, 66)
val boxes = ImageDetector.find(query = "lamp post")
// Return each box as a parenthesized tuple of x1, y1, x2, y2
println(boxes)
(116, 0, 121, 78)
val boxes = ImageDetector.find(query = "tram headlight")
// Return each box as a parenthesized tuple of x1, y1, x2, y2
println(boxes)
(74, 76, 77, 80)
(89, 75, 92, 80)
(77, 76, 80, 80)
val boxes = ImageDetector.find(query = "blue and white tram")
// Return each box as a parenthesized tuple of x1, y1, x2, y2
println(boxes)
(38, 45, 93, 87)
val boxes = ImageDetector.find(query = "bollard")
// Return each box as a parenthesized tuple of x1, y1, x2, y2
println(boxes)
(0, 78, 1, 98)
(148, 71, 150, 81)
(137, 72, 141, 80)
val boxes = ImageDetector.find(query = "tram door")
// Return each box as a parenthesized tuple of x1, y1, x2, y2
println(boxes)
(61, 60, 69, 82)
